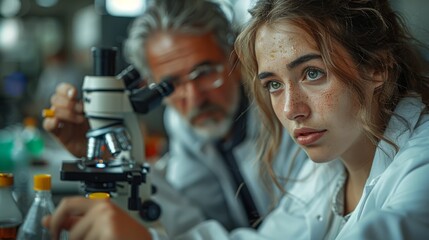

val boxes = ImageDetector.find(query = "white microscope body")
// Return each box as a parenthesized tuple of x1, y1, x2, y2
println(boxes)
(61, 47, 173, 223)
(83, 73, 152, 214)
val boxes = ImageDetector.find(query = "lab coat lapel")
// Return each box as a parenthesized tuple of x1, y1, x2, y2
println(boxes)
(338, 97, 426, 237)
(199, 143, 249, 226)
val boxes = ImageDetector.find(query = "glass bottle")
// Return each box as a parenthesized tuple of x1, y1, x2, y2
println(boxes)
(11, 128, 31, 217)
(17, 174, 56, 240)
(0, 173, 23, 240)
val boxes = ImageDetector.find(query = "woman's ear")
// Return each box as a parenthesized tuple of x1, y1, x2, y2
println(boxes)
(369, 68, 387, 90)
(371, 51, 393, 90)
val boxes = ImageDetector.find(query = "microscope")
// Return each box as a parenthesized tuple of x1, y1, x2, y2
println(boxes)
(60, 47, 174, 222)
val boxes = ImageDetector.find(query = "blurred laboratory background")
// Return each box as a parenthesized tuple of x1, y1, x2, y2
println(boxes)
(0, 0, 428, 134)
(0, 0, 428, 202)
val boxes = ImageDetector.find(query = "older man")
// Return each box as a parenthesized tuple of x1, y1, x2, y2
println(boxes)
(43, 0, 305, 237)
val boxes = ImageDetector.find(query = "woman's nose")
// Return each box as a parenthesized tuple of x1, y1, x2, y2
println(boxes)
(283, 85, 310, 121)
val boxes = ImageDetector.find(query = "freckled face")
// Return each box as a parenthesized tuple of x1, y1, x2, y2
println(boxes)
(254, 23, 366, 163)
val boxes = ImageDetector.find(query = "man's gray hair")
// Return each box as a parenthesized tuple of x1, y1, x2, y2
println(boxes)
(123, 0, 236, 81)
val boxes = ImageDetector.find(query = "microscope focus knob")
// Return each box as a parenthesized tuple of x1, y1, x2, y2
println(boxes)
(139, 200, 161, 222)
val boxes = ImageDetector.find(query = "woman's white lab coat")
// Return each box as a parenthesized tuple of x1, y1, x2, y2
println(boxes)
(151, 97, 429, 240)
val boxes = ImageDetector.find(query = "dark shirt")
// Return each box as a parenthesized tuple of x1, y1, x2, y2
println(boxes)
(216, 90, 261, 228)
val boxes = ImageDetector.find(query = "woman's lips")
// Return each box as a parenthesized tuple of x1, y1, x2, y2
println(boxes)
(294, 129, 327, 146)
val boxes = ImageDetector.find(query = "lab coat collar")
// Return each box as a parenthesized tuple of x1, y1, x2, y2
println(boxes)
(287, 159, 344, 205)
(367, 97, 425, 186)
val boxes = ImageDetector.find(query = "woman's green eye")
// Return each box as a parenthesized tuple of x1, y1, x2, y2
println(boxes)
(271, 81, 281, 89)
(306, 68, 324, 81)
(267, 81, 283, 92)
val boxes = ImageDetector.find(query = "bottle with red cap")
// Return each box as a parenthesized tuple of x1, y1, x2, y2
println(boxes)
(0, 173, 23, 240)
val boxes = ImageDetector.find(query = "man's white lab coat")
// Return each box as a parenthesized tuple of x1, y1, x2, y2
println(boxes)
(151, 102, 306, 236)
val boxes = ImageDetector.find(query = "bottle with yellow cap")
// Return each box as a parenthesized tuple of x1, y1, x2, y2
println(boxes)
(0, 173, 23, 240)
(17, 174, 65, 240)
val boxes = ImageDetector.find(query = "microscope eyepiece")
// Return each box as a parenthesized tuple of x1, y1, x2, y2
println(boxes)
(92, 47, 117, 76)
(116, 65, 145, 90)
(130, 77, 175, 114)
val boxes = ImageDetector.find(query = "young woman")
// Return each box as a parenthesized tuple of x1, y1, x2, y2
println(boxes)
(233, 0, 429, 239)
(43, 0, 429, 239)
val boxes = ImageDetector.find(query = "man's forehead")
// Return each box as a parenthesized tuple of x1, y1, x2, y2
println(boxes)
(146, 32, 221, 56)
(146, 32, 226, 80)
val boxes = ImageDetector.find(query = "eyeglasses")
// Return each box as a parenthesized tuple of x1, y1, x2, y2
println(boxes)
(169, 64, 224, 99)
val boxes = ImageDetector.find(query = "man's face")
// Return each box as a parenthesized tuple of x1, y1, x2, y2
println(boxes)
(145, 32, 241, 139)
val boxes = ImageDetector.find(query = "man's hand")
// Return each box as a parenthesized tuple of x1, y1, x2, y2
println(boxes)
(43, 196, 153, 240)
(42, 83, 89, 157)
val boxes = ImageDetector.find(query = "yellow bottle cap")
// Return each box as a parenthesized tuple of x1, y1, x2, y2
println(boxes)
(0, 173, 13, 187)
(34, 174, 51, 191)
(87, 192, 110, 200)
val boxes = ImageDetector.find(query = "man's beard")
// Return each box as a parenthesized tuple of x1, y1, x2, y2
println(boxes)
(192, 114, 234, 141)
(186, 97, 240, 141)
